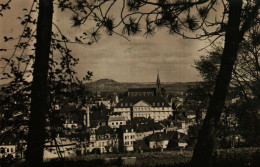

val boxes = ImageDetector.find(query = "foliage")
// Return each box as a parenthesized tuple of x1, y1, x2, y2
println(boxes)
(0, 0, 92, 158)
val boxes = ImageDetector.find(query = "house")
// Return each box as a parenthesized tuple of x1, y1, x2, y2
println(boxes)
(135, 122, 164, 140)
(108, 115, 126, 129)
(119, 125, 136, 151)
(167, 132, 189, 149)
(94, 126, 118, 153)
(0, 136, 16, 159)
(44, 137, 76, 160)
(146, 132, 169, 149)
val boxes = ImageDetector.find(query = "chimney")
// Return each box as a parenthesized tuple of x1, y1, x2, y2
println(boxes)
(86, 105, 90, 128)
(115, 94, 119, 104)
(130, 106, 134, 121)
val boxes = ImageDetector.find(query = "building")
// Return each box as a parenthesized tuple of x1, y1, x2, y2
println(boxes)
(147, 132, 169, 149)
(114, 96, 173, 122)
(114, 73, 173, 122)
(108, 115, 126, 129)
(119, 125, 136, 151)
(44, 138, 76, 160)
(94, 126, 118, 153)
(0, 136, 16, 159)
(135, 122, 165, 140)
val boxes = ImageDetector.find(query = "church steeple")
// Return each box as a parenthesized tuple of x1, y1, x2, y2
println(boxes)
(156, 69, 162, 96)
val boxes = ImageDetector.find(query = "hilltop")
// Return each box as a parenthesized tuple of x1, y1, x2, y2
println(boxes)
(84, 79, 198, 94)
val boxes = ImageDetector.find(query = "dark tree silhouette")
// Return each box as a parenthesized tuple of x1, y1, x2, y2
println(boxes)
(26, 0, 53, 166)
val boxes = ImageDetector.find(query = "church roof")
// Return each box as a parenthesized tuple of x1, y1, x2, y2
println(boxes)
(128, 88, 157, 92)
(128, 88, 165, 92)
(115, 96, 170, 108)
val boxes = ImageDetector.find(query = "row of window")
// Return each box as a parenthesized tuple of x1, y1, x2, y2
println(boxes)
(125, 141, 133, 146)
(120, 102, 165, 107)
(0, 147, 14, 153)
(125, 135, 135, 140)
(111, 122, 123, 125)
(98, 141, 108, 147)
(98, 135, 110, 140)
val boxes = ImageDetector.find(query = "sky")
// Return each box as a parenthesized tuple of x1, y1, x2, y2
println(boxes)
(0, 0, 215, 83)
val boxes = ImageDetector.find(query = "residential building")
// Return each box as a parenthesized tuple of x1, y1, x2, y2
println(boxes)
(94, 126, 118, 153)
(108, 115, 126, 129)
(0, 137, 16, 159)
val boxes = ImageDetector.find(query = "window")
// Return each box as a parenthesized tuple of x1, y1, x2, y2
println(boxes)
(98, 142, 101, 147)
(112, 123, 114, 125)
(120, 122, 122, 124)
(125, 141, 129, 145)
(7, 148, 9, 152)
(11, 148, 13, 152)
(116, 122, 118, 125)
(157, 102, 160, 106)
(131, 141, 133, 145)
(125, 103, 128, 106)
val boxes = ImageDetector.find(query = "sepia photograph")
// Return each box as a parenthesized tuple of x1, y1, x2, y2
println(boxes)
(0, 0, 259, 167)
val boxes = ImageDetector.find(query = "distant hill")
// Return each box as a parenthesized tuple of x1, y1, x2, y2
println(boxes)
(84, 79, 198, 94)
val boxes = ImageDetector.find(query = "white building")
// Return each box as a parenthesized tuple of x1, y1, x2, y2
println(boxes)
(0, 144, 16, 159)
(114, 97, 173, 122)
(114, 73, 173, 122)
(123, 128, 136, 151)
(108, 115, 126, 129)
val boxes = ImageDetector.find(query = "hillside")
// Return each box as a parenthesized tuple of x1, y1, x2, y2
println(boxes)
(84, 79, 198, 94)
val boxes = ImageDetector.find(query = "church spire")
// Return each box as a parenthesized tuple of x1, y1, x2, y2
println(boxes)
(156, 69, 162, 96)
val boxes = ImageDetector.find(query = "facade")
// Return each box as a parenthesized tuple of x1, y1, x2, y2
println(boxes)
(147, 132, 169, 149)
(114, 96, 173, 122)
(94, 126, 118, 153)
(123, 128, 136, 151)
(44, 138, 76, 159)
(0, 135, 16, 159)
(0, 145, 16, 159)
(114, 73, 173, 122)
(108, 115, 126, 129)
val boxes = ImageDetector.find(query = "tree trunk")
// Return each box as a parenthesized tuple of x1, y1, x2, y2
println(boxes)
(26, 0, 53, 166)
(190, 0, 243, 166)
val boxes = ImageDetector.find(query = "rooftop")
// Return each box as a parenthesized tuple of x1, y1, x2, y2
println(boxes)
(115, 96, 170, 108)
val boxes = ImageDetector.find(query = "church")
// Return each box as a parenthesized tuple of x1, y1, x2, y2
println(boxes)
(113, 73, 173, 122)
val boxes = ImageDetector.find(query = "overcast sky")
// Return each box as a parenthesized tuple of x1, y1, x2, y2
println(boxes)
(0, 0, 212, 83)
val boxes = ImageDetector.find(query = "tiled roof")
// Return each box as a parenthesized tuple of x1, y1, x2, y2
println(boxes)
(115, 96, 170, 108)
(95, 125, 114, 135)
(134, 140, 149, 150)
(136, 123, 164, 133)
(146, 132, 169, 141)
(108, 115, 126, 122)
(128, 88, 157, 92)
(1, 134, 16, 145)
(128, 88, 165, 92)
(120, 125, 135, 132)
